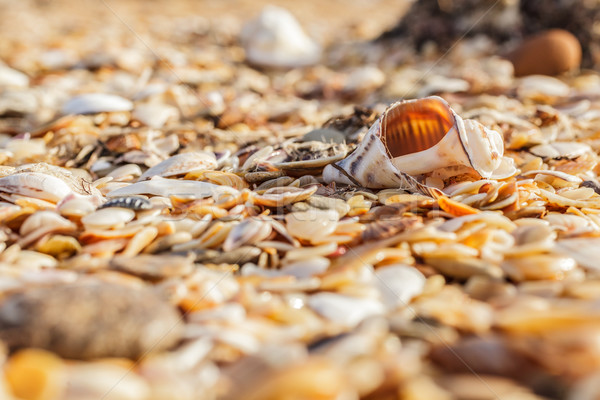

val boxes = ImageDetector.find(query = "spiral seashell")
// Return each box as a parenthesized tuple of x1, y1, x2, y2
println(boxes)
(323, 96, 511, 192)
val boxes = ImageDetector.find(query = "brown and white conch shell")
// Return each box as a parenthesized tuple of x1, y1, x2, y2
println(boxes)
(323, 96, 510, 193)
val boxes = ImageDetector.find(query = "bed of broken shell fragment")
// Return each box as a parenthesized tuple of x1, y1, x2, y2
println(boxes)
(4, 1, 600, 400)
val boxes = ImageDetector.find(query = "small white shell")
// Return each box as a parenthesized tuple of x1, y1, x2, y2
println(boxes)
(344, 66, 385, 92)
(222, 218, 272, 251)
(81, 207, 135, 230)
(521, 169, 582, 183)
(556, 238, 600, 270)
(20, 211, 75, 236)
(241, 5, 321, 68)
(62, 93, 133, 115)
(285, 209, 339, 242)
(6, 139, 46, 161)
(107, 164, 143, 180)
(280, 257, 330, 278)
(132, 103, 178, 128)
(517, 75, 570, 101)
(529, 142, 591, 159)
(374, 264, 426, 310)
(0, 65, 29, 88)
(0, 172, 74, 203)
(138, 152, 217, 181)
(308, 292, 385, 327)
(58, 197, 97, 217)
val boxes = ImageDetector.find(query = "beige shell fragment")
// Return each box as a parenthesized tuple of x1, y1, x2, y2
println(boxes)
(323, 96, 511, 193)
(81, 208, 136, 230)
(138, 152, 218, 181)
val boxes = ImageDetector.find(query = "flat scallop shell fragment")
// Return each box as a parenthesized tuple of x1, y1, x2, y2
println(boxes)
(138, 152, 218, 181)
(323, 96, 505, 191)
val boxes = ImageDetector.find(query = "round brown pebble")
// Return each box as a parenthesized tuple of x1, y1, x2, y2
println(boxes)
(506, 29, 582, 77)
(0, 283, 183, 360)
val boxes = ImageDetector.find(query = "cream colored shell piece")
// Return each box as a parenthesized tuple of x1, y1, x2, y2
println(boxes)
(138, 152, 218, 181)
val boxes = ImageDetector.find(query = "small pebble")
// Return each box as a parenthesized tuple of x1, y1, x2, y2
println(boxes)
(0, 283, 183, 359)
(507, 29, 581, 77)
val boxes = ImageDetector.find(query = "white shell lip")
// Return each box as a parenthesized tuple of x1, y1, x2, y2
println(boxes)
(460, 119, 504, 178)
(323, 96, 507, 189)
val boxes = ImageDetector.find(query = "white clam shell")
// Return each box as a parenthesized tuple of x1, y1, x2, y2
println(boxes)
(0, 172, 75, 203)
(0, 65, 29, 88)
(7, 139, 46, 161)
(62, 93, 133, 115)
(344, 66, 385, 92)
(107, 176, 238, 199)
(223, 218, 272, 252)
(374, 264, 426, 310)
(308, 292, 385, 327)
(241, 5, 321, 68)
(280, 257, 330, 279)
(517, 75, 570, 100)
(138, 152, 217, 181)
(20, 211, 75, 236)
(107, 164, 143, 180)
(132, 103, 178, 128)
(556, 238, 600, 271)
(82, 207, 136, 230)
(285, 209, 339, 242)
(490, 156, 518, 180)
(323, 96, 505, 191)
(58, 197, 97, 217)
(529, 142, 591, 159)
